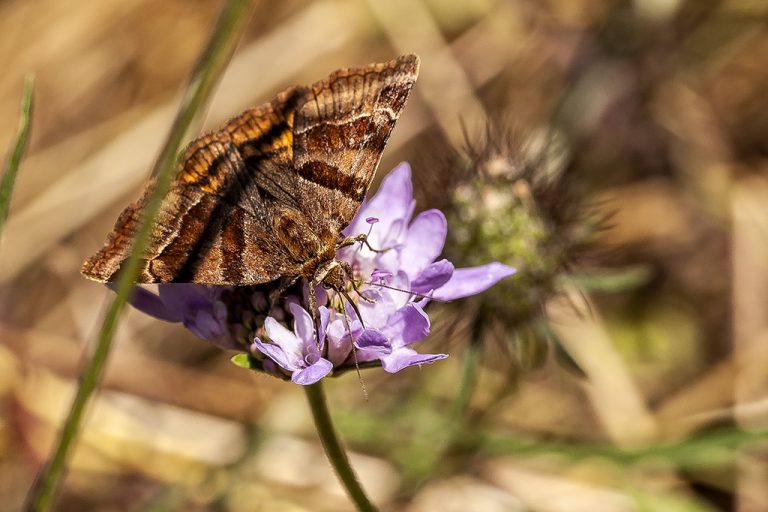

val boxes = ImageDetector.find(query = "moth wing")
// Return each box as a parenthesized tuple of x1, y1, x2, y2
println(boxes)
(291, 54, 419, 234)
(81, 91, 305, 284)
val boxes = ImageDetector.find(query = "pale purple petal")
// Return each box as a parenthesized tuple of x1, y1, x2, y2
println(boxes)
(289, 303, 314, 343)
(304, 339, 322, 362)
(292, 358, 333, 385)
(370, 269, 392, 282)
(127, 287, 180, 322)
(356, 289, 395, 329)
(382, 303, 430, 346)
(432, 262, 517, 301)
(372, 246, 401, 274)
(326, 318, 354, 365)
(186, 307, 224, 340)
(158, 284, 210, 318)
(328, 335, 353, 366)
(410, 259, 454, 294)
(399, 210, 448, 277)
(384, 271, 414, 309)
(380, 347, 448, 373)
(356, 328, 390, 351)
(317, 306, 330, 348)
(252, 338, 299, 371)
(344, 162, 415, 241)
(355, 347, 381, 363)
(381, 218, 408, 248)
(264, 317, 302, 355)
(359, 162, 414, 224)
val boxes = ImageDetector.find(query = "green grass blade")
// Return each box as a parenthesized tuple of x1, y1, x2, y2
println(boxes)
(0, 74, 35, 245)
(23, 1, 254, 510)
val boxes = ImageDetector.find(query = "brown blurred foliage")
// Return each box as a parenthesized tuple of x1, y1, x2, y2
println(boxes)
(1, 0, 768, 510)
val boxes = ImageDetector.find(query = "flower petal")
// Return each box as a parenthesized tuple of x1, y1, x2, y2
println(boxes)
(410, 259, 454, 294)
(356, 288, 396, 329)
(264, 317, 302, 357)
(157, 284, 210, 318)
(372, 245, 401, 274)
(399, 209, 448, 278)
(380, 347, 448, 373)
(289, 303, 315, 344)
(343, 162, 415, 242)
(317, 306, 330, 349)
(326, 323, 353, 366)
(292, 358, 333, 385)
(252, 338, 298, 372)
(186, 307, 224, 341)
(127, 286, 181, 322)
(355, 328, 390, 352)
(432, 262, 517, 301)
(382, 303, 430, 346)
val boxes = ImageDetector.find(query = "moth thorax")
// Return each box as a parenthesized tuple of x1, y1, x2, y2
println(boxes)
(315, 259, 346, 291)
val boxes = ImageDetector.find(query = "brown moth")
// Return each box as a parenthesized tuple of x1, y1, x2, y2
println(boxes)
(82, 55, 419, 305)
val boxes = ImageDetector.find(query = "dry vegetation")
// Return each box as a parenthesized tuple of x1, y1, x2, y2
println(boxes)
(1, 0, 768, 510)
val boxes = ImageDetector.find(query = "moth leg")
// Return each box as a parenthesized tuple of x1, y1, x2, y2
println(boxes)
(268, 276, 298, 311)
(308, 278, 320, 346)
(337, 233, 387, 254)
(338, 259, 375, 304)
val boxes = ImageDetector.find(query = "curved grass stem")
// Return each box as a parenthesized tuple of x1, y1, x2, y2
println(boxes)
(22, 1, 254, 510)
(0, 74, 34, 246)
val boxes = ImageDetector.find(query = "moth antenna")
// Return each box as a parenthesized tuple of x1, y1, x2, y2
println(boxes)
(339, 288, 367, 330)
(339, 295, 368, 401)
(365, 281, 450, 302)
(352, 343, 368, 402)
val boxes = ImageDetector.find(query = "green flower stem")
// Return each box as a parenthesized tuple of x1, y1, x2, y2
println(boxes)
(23, 2, 254, 510)
(304, 382, 377, 512)
(0, 74, 34, 246)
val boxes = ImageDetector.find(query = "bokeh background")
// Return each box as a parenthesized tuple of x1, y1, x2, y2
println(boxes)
(2, 0, 768, 510)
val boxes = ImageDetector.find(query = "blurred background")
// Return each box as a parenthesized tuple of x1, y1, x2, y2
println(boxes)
(1, 0, 768, 510)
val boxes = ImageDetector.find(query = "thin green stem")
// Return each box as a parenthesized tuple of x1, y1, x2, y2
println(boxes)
(0, 74, 34, 246)
(472, 427, 768, 468)
(23, 2, 254, 510)
(304, 382, 377, 512)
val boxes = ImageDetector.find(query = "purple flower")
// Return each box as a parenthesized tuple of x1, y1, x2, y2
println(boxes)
(251, 303, 333, 385)
(352, 287, 445, 373)
(322, 162, 515, 375)
(121, 163, 516, 384)
(127, 284, 239, 350)
(339, 163, 516, 301)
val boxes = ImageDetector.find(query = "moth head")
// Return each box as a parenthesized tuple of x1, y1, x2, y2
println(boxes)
(315, 259, 346, 291)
